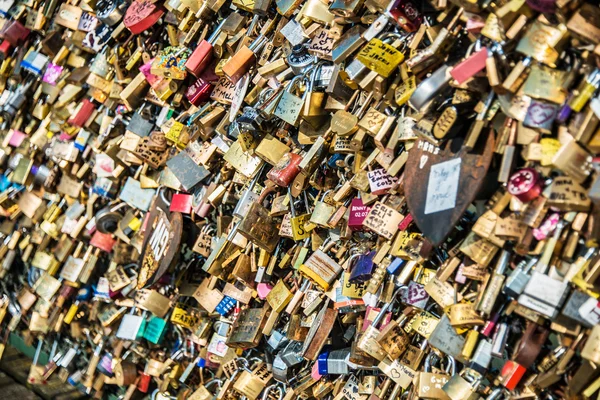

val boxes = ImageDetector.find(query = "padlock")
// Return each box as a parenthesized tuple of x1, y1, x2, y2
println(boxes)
(355, 32, 406, 78)
(417, 353, 455, 399)
(348, 250, 375, 283)
(442, 369, 481, 400)
(186, 19, 227, 77)
(288, 187, 310, 241)
(186, 77, 214, 106)
(7, 1, 600, 399)
(302, 63, 328, 128)
(498, 360, 526, 391)
(274, 75, 309, 126)
(222, 34, 268, 84)
(124, 0, 165, 34)
(309, 190, 336, 228)
(356, 292, 399, 361)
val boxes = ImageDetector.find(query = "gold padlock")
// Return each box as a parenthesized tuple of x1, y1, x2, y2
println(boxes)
(417, 352, 455, 400)
(288, 187, 310, 241)
(309, 191, 336, 228)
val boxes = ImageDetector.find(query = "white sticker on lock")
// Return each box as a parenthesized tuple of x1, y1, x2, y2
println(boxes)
(424, 158, 461, 215)
(367, 168, 398, 196)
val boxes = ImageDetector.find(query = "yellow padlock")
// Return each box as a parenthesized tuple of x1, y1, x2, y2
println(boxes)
(288, 187, 310, 241)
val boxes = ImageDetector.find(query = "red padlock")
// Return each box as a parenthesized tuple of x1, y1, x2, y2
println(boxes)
(186, 77, 214, 106)
(267, 152, 303, 187)
(507, 168, 543, 203)
(170, 193, 193, 214)
(398, 213, 413, 231)
(124, 0, 164, 34)
(0, 41, 12, 60)
(68, 98, 96, 127)
(185, 19, 226, 77)
(450, 48, 488, 85)
(499, 360, 526, 391)
(0, 20, 30, 47)
(137, 371, 151, 393)
(388, 0, 422, 32)
(90, 231, 117, 253)
(348, 198, 371, 231)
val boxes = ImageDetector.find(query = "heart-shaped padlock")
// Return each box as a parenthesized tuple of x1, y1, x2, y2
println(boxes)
(404, 131, 495, 245)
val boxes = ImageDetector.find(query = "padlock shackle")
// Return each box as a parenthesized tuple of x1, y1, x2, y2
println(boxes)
(208, 19, 227, 44)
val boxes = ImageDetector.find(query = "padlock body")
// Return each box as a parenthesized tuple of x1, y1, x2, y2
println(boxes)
(222, 46, 255, 84)
(186, 40, 214, 77)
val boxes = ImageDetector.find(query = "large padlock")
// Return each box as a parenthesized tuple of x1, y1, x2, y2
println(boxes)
(302, 63, 328, 129)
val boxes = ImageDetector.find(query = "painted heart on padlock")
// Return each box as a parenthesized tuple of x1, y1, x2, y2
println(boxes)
(404, 131, 495, 245)
(527, 102, 557, 125)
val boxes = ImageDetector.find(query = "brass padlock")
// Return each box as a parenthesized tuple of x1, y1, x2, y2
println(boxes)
(288, 187, 310, 241)
(442, 370, 481, 400)
(309, 191, 336, 228)
(417, 353, 455, 400)
(274, 75, 309, 126)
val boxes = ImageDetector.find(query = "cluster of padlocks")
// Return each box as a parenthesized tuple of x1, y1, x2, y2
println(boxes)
(2, 0, 600, 398)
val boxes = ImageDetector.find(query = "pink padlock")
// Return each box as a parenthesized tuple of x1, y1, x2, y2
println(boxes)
(257, 283, 273, 300)
(398, 213, 413, 231)
(139, 59, 164, 89)
(450, 48, 487, 84)
(194, 201, 212, 218)
(170, 193, 193, 214)
(311, 361, 322, 381)
(192, 186, 213, 217)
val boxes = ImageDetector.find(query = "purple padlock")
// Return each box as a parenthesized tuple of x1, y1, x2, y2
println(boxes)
(349, 251, 376, 282)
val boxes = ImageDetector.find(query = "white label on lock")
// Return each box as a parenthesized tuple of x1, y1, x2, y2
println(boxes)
(424, 158, 461, 215)
(579, 297, 600, 326)
(367, 168, 397, 195)
(318, 65, 334, 84)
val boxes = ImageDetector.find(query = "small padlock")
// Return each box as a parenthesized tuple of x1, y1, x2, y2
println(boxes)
(288, 187, 310, 241)
(417, 353, 455, 399)
(309, 190, 336, 228)
(274, 75, 310, 126)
